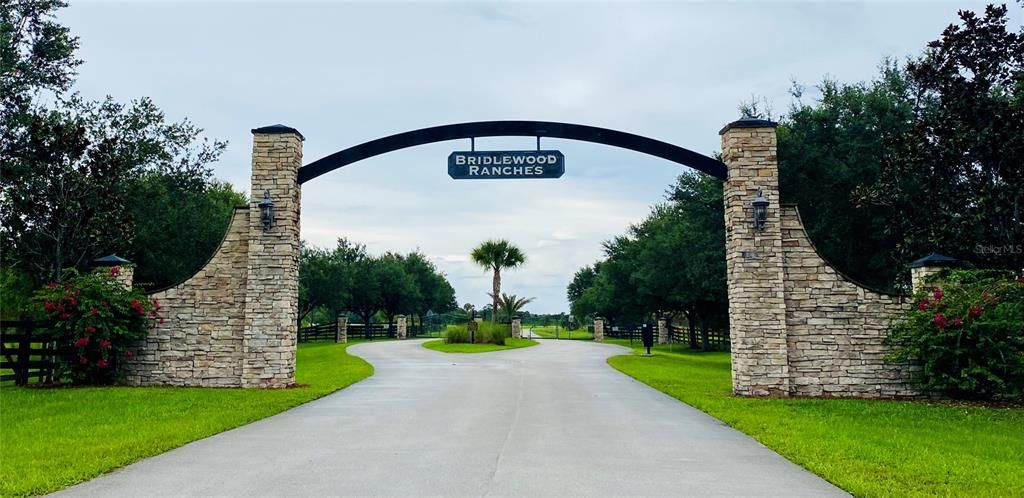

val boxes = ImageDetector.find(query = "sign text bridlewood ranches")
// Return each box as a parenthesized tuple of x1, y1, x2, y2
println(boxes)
(448, 150, 565, 179)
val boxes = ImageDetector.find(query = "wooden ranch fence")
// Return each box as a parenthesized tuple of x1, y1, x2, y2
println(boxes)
(1, 320, 60, 386)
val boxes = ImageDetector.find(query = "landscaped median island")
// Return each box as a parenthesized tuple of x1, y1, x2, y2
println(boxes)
(605, 341, 1024, 498)
(0, 341, 374, 497)
(423, 337, 538, 353)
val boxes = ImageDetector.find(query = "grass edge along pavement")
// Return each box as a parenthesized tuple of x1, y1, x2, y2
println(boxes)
(0, 341, 375, 497)
(422, 338, 538, 353)
(605, 340, 1024, 498)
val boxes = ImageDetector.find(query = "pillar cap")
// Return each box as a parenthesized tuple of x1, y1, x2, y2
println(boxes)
(909, 252, 960, 269)
(719, 116, 778, 135)
(251, 124, 304, 141)
(92, 254, 132, 267)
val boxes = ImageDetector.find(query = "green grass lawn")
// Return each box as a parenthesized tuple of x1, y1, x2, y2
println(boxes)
(0, 341, 375, 497)
(606, 341, 1024, 498)
(422, 338, 538, 353)
(528, 325, 593, 340)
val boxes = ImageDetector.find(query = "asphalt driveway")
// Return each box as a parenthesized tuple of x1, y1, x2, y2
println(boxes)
(54, 339, 846, 497)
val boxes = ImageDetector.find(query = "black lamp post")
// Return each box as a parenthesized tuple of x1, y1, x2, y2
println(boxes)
(258, 190, 274, 231)
(752, 188, 769, 231)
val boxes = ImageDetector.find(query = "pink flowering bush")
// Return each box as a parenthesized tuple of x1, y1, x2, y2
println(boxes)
(33, 267, 160, 385)
(887, 269, 1024, 399)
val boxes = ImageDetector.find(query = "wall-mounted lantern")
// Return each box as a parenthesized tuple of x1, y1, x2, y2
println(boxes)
(258, 190, 274, 231)
(752, 188, 770, 231)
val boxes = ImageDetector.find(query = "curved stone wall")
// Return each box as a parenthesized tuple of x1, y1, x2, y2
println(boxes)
(125, 207, 250, 386)
(781, 205, 918, 397)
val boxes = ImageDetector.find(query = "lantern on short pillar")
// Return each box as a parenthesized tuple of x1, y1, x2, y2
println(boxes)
(258, 190, 274, 231)
(752, 188, 770, 231)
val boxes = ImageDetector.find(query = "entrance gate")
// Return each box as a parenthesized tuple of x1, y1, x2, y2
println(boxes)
(126, 118, 923, 398)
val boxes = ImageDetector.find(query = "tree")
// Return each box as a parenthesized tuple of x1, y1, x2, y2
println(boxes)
(566, 173, 728, 348)
(1, 97, 226, 284)
(857, 4, 1023, 277)
(491, 293, 534, 323)
(470, 239, 526, 323)
(766, 4, 1024, 289)
(376, 252, 418, 334)
(348, 256, 385, 330)
(566, 264, 597, 316)
(1, 0, 81, 122)
(1, 1, 228, 289)
(403, 251, 457, 334)
(298, 238, 366, 324)
(776, 62, 916, 290)
(127, 176, 246, 289)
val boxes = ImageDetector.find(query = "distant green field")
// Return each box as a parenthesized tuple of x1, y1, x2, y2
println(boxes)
(527, 325, 593, 340)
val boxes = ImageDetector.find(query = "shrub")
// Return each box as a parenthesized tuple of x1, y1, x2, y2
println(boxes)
(887, 269, 1024, 399)
(444, 325, 470, 344)
(478, 322, 510, 346)
(33, 267, 159, 385)
(443, 322, 510, 345)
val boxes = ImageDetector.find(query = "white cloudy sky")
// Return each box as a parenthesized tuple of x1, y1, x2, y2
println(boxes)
(62, 1, 1013, 313)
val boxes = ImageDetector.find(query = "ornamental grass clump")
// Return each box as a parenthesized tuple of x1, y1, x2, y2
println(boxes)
(444, 325, 471, 344)
(33, 267, 159, 385)
(887, 269, 1024, 400)
(443, 322, 510, 345)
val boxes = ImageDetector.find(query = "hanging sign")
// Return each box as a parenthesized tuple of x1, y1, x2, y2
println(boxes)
(448, 150, 564, 179)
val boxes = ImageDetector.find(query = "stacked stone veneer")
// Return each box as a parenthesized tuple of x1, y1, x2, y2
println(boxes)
(721, 120, 791, 396)
(781, 205, 917, 397)
(593, 318, 605, 342)
(126, 126, 303, 388)
(126, 207, 250, 386)
(722, 118, 917, 398)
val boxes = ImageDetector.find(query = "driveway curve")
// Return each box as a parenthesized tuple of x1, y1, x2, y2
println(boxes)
(55, 339, 846, 497)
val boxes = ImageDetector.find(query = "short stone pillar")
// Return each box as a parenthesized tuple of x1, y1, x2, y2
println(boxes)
(511, 316, 522, 338)
(335, 315, 348, 343)
(593, 317, 605, 342)
(657, 318, 668, 345)
(397, 315, 407, 340)
(242, 125, 303, 388)
(93, 255, 134, 289)
(909, 253, 960, 291)
(721, 117, 789, 397)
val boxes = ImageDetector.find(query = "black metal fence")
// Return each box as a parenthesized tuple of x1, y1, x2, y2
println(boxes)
(1, 320, 60, 386)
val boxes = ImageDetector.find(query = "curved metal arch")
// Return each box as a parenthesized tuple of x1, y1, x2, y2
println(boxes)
(297, 120, 726, 184)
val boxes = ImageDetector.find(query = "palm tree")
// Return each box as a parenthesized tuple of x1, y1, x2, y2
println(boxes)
(470, 239, 526, 323)
(490, 293, 535, 323)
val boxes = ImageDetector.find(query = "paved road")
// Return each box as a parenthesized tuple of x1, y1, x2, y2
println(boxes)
(56, 340, 846, 497)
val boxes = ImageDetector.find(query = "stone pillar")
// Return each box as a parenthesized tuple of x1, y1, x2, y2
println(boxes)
(721, 117, 789, 397)
(909, 253, 959, 291)
(511, 316, 522, 338)
(397, 315, 407, 340)
(335, 315, 348, 344)
(242, 125, 303, 388)
(93, 255, 134, 289)
(593, 317, 604, 342)
(114, 266, 134, 289)
(657, 318, 668, 345)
